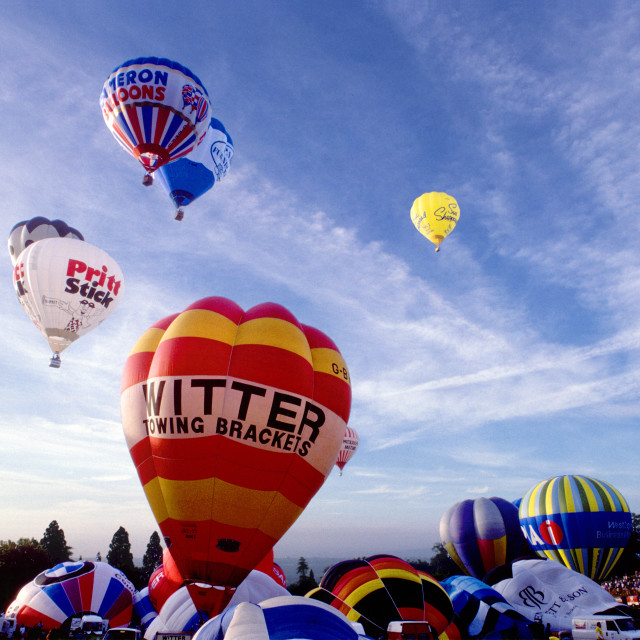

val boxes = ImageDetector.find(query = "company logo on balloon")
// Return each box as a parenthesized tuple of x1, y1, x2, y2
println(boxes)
(142, 378, 327, 457)
(518, 585, 547, 609)
(63, 258, 122, 308)
(182, 85, 209, 123)
(539, 520, 564, 546)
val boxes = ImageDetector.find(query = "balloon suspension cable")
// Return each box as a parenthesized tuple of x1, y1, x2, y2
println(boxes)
(49, 352, 61, 368)
(175, 209, 185, 222)
(142, 173, 154, 187)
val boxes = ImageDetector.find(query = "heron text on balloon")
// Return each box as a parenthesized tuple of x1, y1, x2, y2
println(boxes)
(103, 68, 168, 110)
(63, 258, 122, 308)
(141, 377, 329, 457)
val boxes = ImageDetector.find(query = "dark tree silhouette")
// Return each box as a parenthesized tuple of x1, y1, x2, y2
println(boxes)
(106, 526, 135, 574)
(40, 520, 72, 564)
(141, 531, 163, 583)
(0, 538, 50, 611)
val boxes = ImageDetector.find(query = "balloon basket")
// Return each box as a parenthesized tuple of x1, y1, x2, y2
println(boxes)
(49, 353, 61, 368)
(175, 209, 184, 222)
(142, 173, 154, 187)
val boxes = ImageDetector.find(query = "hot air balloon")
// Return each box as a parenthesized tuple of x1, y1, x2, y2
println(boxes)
(156, 117, 233, 221)
(6, 561, 135, 630)
(145, 570, 290, 638)
(133, 587, 158, 629)
(120, 296, 351, 616)
(194, 597, 370, 640)
(484, 557, 635, 635)
(410, 192, 460, 252)
(306, 554, 453, 639)
(12, 236, 124, 367)
(518, 475, 632, 582)
(335, 426, 358, 476)
(148, 553, 182, 614)
(441, 575, 542, 640)
(8, 217, 83, 266)
(100, 57, 211, 186)
(439, 497, 530, 579)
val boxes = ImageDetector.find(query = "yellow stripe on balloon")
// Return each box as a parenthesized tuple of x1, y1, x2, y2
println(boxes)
(494, 534, 507, 567)
(161, 309, 238, 344)
(609, 484, 630, 511)
(529, 480, 545, 516)
(234, 317, 312, 363)
(545, 477, 558, 515)
(310, 347, 350, 382)
(576, 476, 599, 511)
(152, 476, 302, 540)
(345, 579, 385, 608)
(128, 327, 166, 355)
(143, 476, 170, 524)
(561, 476, 576, 513)
(376, 567, 422, 585)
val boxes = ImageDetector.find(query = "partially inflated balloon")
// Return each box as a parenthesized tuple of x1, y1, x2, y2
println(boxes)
(6, 561, 135, 630)
(12, 237, 124, 367)
(133, 587, 158, 629)
(195, 597, 367, 640)
(157, 117, 233, 220)
(518, 475, 631, 582)
(485, 557, 634, 634)
(121, 297, 351, 616)
(335, 426, 358, 475)
(8, 217, 83, 266)
(100, 57, 211, 185)
(440, 497, 530, 579)
(410, 192, 460, 252)
(306, 554, 453, 639)
(441, 575, 540, 640)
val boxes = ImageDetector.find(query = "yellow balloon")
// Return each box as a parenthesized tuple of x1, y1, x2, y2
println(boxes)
(410, 192, 460, 252)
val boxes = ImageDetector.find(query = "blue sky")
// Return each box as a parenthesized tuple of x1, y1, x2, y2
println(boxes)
(0, 1, 639, 567)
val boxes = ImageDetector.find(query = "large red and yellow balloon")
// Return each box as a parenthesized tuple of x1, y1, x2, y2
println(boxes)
(121, 296, 351, 615)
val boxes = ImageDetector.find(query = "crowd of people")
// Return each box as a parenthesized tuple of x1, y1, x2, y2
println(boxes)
(602, 572, 640, 598)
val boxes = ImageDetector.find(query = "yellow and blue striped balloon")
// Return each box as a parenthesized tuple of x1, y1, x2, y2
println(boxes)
(518, 475, 631, 581)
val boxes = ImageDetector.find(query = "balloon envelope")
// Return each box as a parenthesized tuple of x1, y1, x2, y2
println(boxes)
(518, 475, 632, 582)
(410, 192, 460, 251)
(441, 575, 541, 640)
(8, 217, 83, 266)
(100, 57, 211, 179)
(121, 297, 351, 615)
(157, 117, 233, 217)
(306, 554, 453, 639)
(335, 426, 358, 475)
(440, 496, 530, 579)
(484, 557, 633, 634)
(133, 587, 158, 629)
(194, 597, 369, 640)
(12, 237, 124, 365)
(6, 561, 135, 630)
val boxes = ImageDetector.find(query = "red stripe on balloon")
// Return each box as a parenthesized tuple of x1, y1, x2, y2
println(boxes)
(153, 107, 171, 145)
(229, 344, 314, 395)
(150, 337, 234, 377)
(183, 296, 245, 320)
(151, 437, 324, 506)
